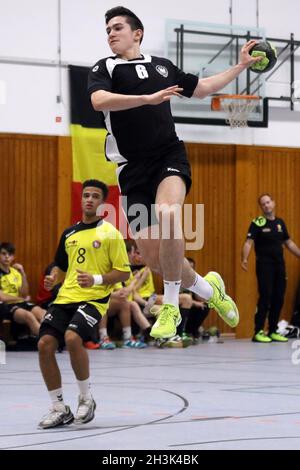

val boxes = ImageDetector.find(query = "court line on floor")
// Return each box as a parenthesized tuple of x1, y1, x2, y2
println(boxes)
(0, 389, 189, 450)
(2, 409, 300, 442)
(170, 435, 300, 448)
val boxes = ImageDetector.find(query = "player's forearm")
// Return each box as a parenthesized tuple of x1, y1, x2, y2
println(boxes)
(241, 241, 252, 262)
(126, 279, 137, 292)
(286, 240, 300, 258)
(91, 90, 148, 112)
(133, 270, 149, 291)
(0, 291, 23, 302)
(193, 63, 247, 99)
(133, 292, 147, 306)
(19, 273, 29, 297)
(102, 269, 130, 285)
(50, 266, 66, 285)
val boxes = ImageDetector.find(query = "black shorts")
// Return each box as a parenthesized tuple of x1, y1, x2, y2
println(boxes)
(0, 302, 10, 321)
(118, 141, 192, 233)
(7, 301, 37, 317)
(39, 303, 101, 348)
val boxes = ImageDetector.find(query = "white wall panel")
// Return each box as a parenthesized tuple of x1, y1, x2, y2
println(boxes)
(0, 0, 58, 59)
(0, 0, 299, 142)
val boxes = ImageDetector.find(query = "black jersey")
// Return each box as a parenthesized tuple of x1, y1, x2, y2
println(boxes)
(88, 55, 198, 164)
(247, 216, 290, 262)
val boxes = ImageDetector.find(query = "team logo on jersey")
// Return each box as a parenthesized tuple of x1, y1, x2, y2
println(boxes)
(156, 65, 168, 78)
(66, 240, 78, 248)
(262, 228, 271, 233)
(92, 65, 99, 72)
(253, 216, 267, 227)
(167, 167, 180, 173)
(93, 240, 101, 249)
(277, 224, 283, 232)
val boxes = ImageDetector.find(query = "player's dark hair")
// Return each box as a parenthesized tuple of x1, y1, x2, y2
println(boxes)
(0, 242, 16, 255)
(105, 6, 144, 44)
(82, 180, 108, 201)
(125, 239, 137, 253)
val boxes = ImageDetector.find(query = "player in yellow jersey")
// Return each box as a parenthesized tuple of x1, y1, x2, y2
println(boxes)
(38, 180, 130, 429)
(0, 242, 45, 338)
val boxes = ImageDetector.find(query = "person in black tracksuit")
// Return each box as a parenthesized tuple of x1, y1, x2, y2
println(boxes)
(241, 194, 300, 342)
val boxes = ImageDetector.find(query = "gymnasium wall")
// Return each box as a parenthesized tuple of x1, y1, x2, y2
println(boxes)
(0, 133, 299, 338)
(0, 0, 300, 145)
(0, 133, 72, 304)
(185, 142, 300, 338)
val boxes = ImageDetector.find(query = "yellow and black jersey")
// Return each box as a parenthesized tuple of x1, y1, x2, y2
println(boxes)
(54, 219, 130, 315)
(137, 267, 155, 299)
(0, 267, 22, 303)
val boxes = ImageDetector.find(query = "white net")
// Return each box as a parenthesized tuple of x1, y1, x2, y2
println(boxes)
(221, 97, 259, 128)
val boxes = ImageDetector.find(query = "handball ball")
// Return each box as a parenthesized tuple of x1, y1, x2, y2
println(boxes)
(249, 41, 277, 73)
(208, 326, 219, 337)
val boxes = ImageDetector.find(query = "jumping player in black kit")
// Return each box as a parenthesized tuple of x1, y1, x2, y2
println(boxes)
(88, 6, 263, 340)
(241, 193, 300, 343)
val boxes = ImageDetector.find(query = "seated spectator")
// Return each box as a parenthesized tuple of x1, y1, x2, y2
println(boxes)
(0, 302, 9, 323)
(105, 276, 149, 348)
(0, 302, 12, 344)
(85, 274, 150, 350)
(0, 242, 45, 339)
(156, 258, 210, 348)
(129, 246, 193, 348)
(126, 243, 162, 317)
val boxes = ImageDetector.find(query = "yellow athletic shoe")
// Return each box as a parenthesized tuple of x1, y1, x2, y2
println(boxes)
(204, 272, 239, 328)
(150, 304, 181, 339)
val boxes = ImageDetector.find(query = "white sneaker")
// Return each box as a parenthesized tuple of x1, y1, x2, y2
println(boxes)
(38, 405, 74, 429)
(74, 396, 96, 424)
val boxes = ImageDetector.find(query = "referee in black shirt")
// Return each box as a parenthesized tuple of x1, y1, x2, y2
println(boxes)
(242, 194, 300, 343)
(88, 6, 263, 340)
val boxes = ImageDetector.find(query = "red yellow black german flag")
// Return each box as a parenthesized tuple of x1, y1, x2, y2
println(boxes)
(69, 65, 123, 228)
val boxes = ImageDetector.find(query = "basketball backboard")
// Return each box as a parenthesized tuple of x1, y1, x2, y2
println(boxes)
(165, 20, 268, 127)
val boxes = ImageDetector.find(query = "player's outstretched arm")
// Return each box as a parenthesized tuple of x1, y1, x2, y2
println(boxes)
(91, 86, 183, 112)
(193, 40, 263, 99)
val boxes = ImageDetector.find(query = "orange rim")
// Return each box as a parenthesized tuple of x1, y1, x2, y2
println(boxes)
(211, 94, 260, 111)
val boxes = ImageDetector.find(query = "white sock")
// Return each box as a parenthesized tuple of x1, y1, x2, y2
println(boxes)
(123, 326, 132, 341)
(187, 273, 213, 301)
(99, 327, 108, 341)
(77, 378, 92, 400)
(49, 388, 65, 411)
(163, 280, 181, 307)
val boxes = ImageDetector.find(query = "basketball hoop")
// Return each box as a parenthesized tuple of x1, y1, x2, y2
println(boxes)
(211, 94, 260, 128)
